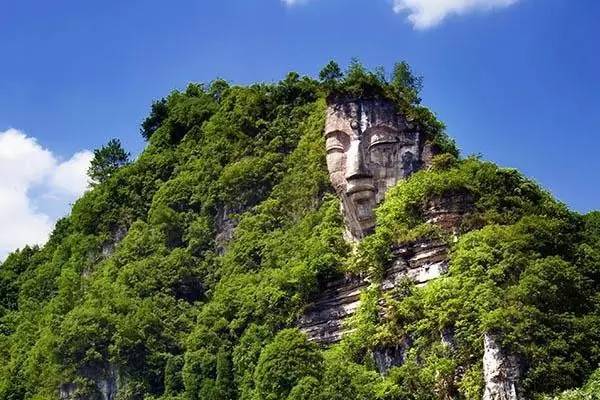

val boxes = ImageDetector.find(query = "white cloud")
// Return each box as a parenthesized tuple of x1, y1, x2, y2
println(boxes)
(50, 150, 94, 196)
(281, 0, 519, 29)
(392, 0, 520, 29)
(281, 0, 309, 6)
(0, 129, 92, 261)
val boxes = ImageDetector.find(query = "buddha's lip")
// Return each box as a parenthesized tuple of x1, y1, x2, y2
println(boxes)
(357, 215, 375, 223)
(346, 184, 375, 195)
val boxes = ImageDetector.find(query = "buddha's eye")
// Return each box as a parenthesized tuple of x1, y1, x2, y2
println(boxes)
(369, 130, 399, 149)
(325, 132, 350, 154)
(369, 139, 397, 149)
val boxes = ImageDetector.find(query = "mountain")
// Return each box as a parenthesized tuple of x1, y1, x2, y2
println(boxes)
(1, 61, 599, 400)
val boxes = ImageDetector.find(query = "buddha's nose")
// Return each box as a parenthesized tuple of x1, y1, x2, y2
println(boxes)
(345, 140, 371, 180)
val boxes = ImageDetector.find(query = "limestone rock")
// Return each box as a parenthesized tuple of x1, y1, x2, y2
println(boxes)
(483, 333, 522, 400)
(214, 206, 237, 255)
(325, 97, 430, 240)
(298, 274, 366, 345)
(298, 238, 449, 344)
(373, 340, 411, 375)
(101, 226, 127, 259)
(424, 191, 474, 234)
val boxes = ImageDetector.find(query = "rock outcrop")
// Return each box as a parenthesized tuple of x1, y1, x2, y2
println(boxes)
(299, 189, 474, 345)
(424, 191, 474, 234)
(299, 237, 450, 344)
(483, 333, 522, 400)
(373, 341, 411, 375)
(215, 205, 239, 255)
(100, 226, 128, 259)
(298, 274, 366, 345)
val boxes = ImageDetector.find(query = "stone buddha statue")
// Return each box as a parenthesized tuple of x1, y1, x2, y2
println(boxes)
(325, 97, 426, 240)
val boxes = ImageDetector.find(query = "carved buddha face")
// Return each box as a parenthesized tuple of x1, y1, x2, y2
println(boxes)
(325, 99, 421, 240)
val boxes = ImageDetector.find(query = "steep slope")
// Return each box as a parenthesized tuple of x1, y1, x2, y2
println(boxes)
(0, 62, 599, 400)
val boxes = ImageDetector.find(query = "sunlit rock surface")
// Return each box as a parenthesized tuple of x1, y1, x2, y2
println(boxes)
(324, 97, 434, 241)
(483, 333, 523, 400)
(298, 238, 450, 344)
(300, 97, 475, 380)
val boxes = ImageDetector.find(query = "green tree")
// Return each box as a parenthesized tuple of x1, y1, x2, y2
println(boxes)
(216, 348, 235, 400)
(87, 138, 130, 185)
(391, 61, 423, 104)
(254, 329, 323, 400)
(141, 98, 168, 140)
(319, 61, 343, 82)
(287, 376, 322, 400)
(319, 60, 343, 91)
(164, 355, 184, 395)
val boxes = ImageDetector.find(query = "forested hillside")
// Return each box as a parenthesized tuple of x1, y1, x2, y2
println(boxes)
(1, 61, 599, 400)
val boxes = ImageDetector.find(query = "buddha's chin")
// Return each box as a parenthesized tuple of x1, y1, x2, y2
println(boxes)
(347, 190, 376, 235)
(349, 216, 375, 240)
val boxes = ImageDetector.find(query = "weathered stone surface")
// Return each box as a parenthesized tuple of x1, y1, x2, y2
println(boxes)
(420, 141, 437, 168)
(424, 191, 474, 234)
(100, 226, 128, 259)
(325, 97, 430, 241)
(373, 341, 411, 375)
(215, 205, 239, 255)
(385, 239, 449, 288)
(483, 333, 522, 400)
(96, 366, 119, 400)
(59, 383, 77, 400)
(299, 238, 449, 344)
(298, 274, 366, 345)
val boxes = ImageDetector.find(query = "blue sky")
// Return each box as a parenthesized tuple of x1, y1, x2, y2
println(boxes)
(0, 0, 599, 258)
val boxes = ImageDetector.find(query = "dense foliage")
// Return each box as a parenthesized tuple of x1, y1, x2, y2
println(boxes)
(345, 159, 600, 399)
(0, 61, 598, 400)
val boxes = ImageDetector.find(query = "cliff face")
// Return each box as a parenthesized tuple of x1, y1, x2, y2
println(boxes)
(301, 97, 460, 344)
(298, 238, 451, 345)
(300, 96, 524, 399)
(298, 206, 463, 345)
(324, 97, 435, 240)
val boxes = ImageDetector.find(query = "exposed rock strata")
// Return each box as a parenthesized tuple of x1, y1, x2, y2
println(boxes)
(101, 226, 128, 259)
(299, 191, 473, 345)
(299, 238, 449, 344)
(298, 275, 366, 345)
(214, 205, 239, 255)
(385, 239, 449, 288)
(373, 340, 412, 375)
(424, 191, 474, 234)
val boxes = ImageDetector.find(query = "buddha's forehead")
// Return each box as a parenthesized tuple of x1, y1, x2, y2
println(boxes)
(325, 99, 406, 136)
